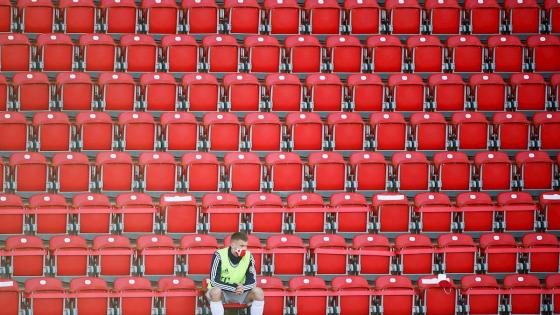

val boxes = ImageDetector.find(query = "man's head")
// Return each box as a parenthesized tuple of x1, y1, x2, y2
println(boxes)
(230, 232, 249, 257)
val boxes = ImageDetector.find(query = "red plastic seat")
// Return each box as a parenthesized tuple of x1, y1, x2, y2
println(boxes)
(306, 74, 344, 111)
(49, 235, 90, 276)
(180, 234, 219, 275)
(159, 193, 197, 233)
(161, 35, 198, 72)
(414, 192, 455, 232)
(540, 192, 560, 231)
(224, 0, 261, 34)
(160, 112, 199, 151)
(418, 275, 457, 315)
(522, 233, 559, 273)
(451, 112, 489, 150)
(504, 0, 541, 33)
(0, 279, 19, 315)
(493, 112, 530, 150)
(0, 34, 31, 71)
(469, 73, 507, 111)
(244, 35, 281, 73)
(98, 72, 136, 111)
(23, 278, 65, 315)
(222, 73, 261, 111)
(527, 35, 560, 72)
(244, 112, 282, 151)
(503, 274, 544, 314)
(139, 73, 179, 111)
(406, 35, 444, 72)
(36, 33, 74, 71)
(387, 74, 425, 111)
(0, 0, 12, 32)
(533, 112, 560, 150)
(264, 0, 301, 34)
(346, 74, 384, 111)
(138, 152, 178, 192)
(392, 152, 430, 191)
(479, 233, 520, 273)
(264, 73, 303, 111)
(374, 276, 417, 315)
(409, 112, 448, 150)
(120, 34, 158, 72)
(203, 112, 241, 151)
(330, 192, 371, 232)
(366, 35, 404, 72)
(0, 112, 29, 151)
(96, 152, 134, 192)
(181, 73, 219, 111)
(509, 73, 547, 111)
(438, 234, 477, 274)
(32, 112, 71, 152)
(224, 152, 263, 192)
(487, 35, 525, 73)
(285, 112, 324, 151)
(498, 191, 538, 232)
(447, 35, 484, 73)
(0, 194, 25, 234)
(461, 275, 502, 315)
(545, 0, 560, 33)
(70, 277, 111, 315)
(327, 112, 365, 150)
(52, 152, 91, 192)
(182, 0, 219, 33)
(304, 0, 342, 34)
(433, 151, 471, 191)
(464, 0, 503, 34)
(284, 35, 323, 73)
(266, 235, 307, 275)
(5, 236, 47, 277)
(137, 234, 179, 275)
(100, 0, 138, 34)
(73, 193, 114, 234)
(113, 277, 155, 314)
(142, 0, 179, 34)
(181, 152, 220, 192)
(265, 152, 304, 192)
(12, 72, 51, 111)
(474, 151, 513, 191)
(344, 0, 380, 34)
(288, 277, 331, 314)
(372, 193, 410, 232)
(118, 112, 157, 151)
(369, 112, 407, 150)
(395, 234, 435, 275)
(287, 193, 327, 233)
(202, 34, 240, 72)
(308, 152, 347, 191)
(349, 152, 388, 191)
(515, 151, 553, 190)
(56, 72, 93, 111)
(385, 0, 422, 34)
(256, 277, 286, 315)
(325, 35, 363, 72)
(59, 0, 96, 33)
(425, 0, 461, 34)
(93, 235, 134, 276)
(17, 0, 55, 33)
(29, 194, 71, 235)
(244, 193, 285, 233)
(352, 234, 393, 274)
(116, 193, 157, 233)
(201, 193, 242, 232)
(455, 192, 496, 232)
(309, 234, 349, 275)
(78, 34, 117, 72)
(9, 152, 49, 192)
(428, 73, 467, 111)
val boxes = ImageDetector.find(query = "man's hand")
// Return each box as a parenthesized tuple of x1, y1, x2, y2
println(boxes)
(235, 285, 244, 295)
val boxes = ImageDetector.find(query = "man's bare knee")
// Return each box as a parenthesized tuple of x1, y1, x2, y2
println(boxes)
(209, 287, 223, 301)
(250, 287, 264, 301)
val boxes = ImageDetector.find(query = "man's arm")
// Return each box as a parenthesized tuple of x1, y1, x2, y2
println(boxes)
(241, 255, 257, 291)
(209, 252, 237, 292)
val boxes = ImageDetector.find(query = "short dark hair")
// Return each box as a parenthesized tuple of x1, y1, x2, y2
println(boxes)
(230, 232, 248, 242)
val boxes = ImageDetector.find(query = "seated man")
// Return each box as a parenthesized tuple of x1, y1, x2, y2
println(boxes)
(207, 232, 265, 315)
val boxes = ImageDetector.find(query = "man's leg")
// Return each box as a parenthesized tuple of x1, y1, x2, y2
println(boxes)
(247, 287, 265, 315)
(207, 287, 224, 315)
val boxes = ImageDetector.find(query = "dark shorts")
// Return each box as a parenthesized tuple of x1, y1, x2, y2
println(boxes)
(206, 289, 251, 304)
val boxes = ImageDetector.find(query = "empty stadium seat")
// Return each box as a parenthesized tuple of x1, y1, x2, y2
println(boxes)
(36, 33, 74, 71)
(461, 275, 502, 315)
(113, 277, 155, 314)
(285, 112, 324, 151)
(23, 277, 65, 315)
(366, 35, 404, 72)
(265, 152, 304, 192)
(202, 193, 242, 232)
(349, 152, 388, 191)
(17, 0, 55, 33)
(505, 0, 541, 33)
(32, 112, 71, 152)
(0, 34, 31, 72)
(180, 234, 219, 275)
(325, 35, 364, 73)
(100, 0, 138, 33)
(264, 0, 301, 34)
(98, 72, 136, 111)
(469, 73, 507, 111)
(0, 279, 19, 315)
(455, 192, 496, 232)
(330, 193, 371, 232)
(527, 34, 560, 72)
(492, 112, 530, 150)
(158, 277, 199, 315)
(139, 73, 179, 111)
(474, 151, 513, 191)
(160, 193, 198, 233)
(266, 234, 306, 275)
(51, 152, 91, 192)
(306, 74, 344, 111)
(309, 234, 349, 275)
(428, 73, 467, 111)
(224, 0, 262, 34)
(223, 73, 262, 111)
(487, 35, 525, 73)
(479, 233, 520, 273)
(503, 274, 544, 314)
(5, 235, 48, 277)
(346, 74, 384, 111)
(451, 112, 489, 150)
(264, 73, 304, 111)
(438, 233, 477, 274)
(287, 192, 327, 233)
(29, 194, 71, 234)
(0, 194, 25, 234)
(59, 0, 96, 33)
(78, 34, 117, 72)
(545, 0, 560, 33)
(244, 193, 285, 233)
(533, 112, 560, 150)
(181, 152, 220, 191)
(409, 112, 448, 150)
(407, 35, 444, 73)
(161, 35, 198, 73)
(446, 35, 484, 73)
(115, 193, 157, 233)
(307, 152, 347, 191)
(418, 275, 457, 315)
(203, 34, 240, 72)
(425, 0, 461, 34)
(73, 193, 114, 234)
(284, 35, 323, 73)
(244, 112, 282, 151)
(160, 112, 199, 151)
(96, 152, 134, 191)
(433, 151, 471, 191)
(120, 34, 158, 72)
(395, 234, 435, 275)
(92, 235, 134, 276)
(137, 234, 179, 275)
(344, 0, 380, 34)
(49, 235, 90, 276)
(413, 192, 454, 232)
(387, 74, 426, 111)
(288, 276, 330, 315)
(352, 234, 393, 274)
(244, 35, 282, 73)
(515, 151, 554, 190)
(392, 152, 430, 191)
(304, 0, 342, 34)
(331, 276, 372, 315)
(497, 191, 538, 232)
(0, 0, 12, 32)
(327, 112, 366, 151)
(372, 193, 410, 232)
(546, 274, 560, 314)
(0, 112, 29, 151)
(69, 277, 111, 315)
(9, 152, 49, 192)
(509, 73, 547, 111)
(142, 0, 180, 34)
(138, 152, 178, 192)
(374, 275, 417, 315)
(55, 72, 94, 111)
(464, 0, 503, 34)
(522, 233, 560, 273)
(118, 112, 157, 151)
(203, 112, 241, 151)
(385, 0, 422, 34)
(540, 192, 560, 231)
(369, 112, 407, 150)
(224, 152, 264, 192)
(12, 72, 51, 111)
